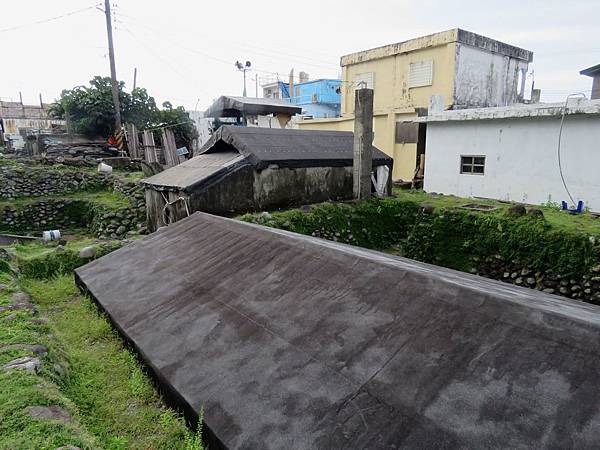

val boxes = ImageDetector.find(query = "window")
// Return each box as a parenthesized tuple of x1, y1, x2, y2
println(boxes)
(460, 155, 485, 175)
(408, 60, 433, 88)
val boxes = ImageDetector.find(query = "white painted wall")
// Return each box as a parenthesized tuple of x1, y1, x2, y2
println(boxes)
(454, 44, 529, 108)
(423, 115, 600, 211)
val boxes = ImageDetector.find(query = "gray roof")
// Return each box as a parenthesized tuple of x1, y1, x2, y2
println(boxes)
(581, 63, 600, 77)
(141, 152, 246, 190)
(76, 213, 600, 449)
(199, 125, 393, 170)
(414, 98, 600, 123)
(204, 96, 302, 118)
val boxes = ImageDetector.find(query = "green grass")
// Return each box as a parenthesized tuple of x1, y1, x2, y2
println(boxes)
(116, 171, 145, 183)
(0, 189, 129, 211)
(393, 189, 600, 236)
(0, 239, 205, 450)
(22, 276, 199, 450)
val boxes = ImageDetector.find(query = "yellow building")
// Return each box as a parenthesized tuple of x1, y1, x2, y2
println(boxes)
(298, 29, 533, 180)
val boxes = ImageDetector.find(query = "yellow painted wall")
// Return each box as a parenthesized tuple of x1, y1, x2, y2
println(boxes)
(299, 41, 458, 180)
(341, 43, 457, 115)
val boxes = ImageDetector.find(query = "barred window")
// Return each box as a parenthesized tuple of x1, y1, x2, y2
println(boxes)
(460, 155, 485, 175)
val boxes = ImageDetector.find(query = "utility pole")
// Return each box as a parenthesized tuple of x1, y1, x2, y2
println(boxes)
(133, 67, 137, 90)
(353, 88, 374, 200)
(104, 0, 123, 149)
(255, 74, 258, 97)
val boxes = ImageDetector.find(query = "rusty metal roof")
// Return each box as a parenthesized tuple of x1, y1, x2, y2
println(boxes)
(76, 213, 600, 449)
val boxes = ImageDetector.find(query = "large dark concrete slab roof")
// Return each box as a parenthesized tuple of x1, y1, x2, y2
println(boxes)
(76, 213, 600, 449)
(204, 96, 302, 118)
(199, 125, 393, 170)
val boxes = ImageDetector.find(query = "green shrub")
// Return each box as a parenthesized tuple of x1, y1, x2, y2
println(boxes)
(242, 197, 598, 278)
(19, 244, 120, 279)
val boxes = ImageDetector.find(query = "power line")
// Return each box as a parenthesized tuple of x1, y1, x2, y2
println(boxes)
(114, 11, 341, 79)
(0, 3, 101, 33)
(115, 20, 215, 99)
(115, 10, 340, 70)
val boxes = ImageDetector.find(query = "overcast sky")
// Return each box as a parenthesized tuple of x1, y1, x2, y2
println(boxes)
(2, 0, 599, 110)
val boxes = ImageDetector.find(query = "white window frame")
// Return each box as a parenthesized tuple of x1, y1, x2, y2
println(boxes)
(408, 60, 434, 88)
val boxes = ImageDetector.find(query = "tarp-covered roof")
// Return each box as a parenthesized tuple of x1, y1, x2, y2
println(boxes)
(76, 213, 600, 449)
(204, 96, 302, 118)
(199, 125, 393, 170)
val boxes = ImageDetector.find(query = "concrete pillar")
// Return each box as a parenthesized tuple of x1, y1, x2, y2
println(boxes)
(353, 88, 373, 200)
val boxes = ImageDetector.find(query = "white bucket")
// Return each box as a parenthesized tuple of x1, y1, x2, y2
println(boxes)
(97, 162, 113, 174)
(42, 230, 61, 242)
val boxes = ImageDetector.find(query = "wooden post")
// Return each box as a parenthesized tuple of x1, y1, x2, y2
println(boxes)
(161, 128, 178, 167)
(126, 123, 140, 158)
(142, 130, 157, 163)
(353, 88, 374, 200)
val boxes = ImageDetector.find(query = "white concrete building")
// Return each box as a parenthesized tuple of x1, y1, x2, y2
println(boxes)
(417, 98, 600, 211)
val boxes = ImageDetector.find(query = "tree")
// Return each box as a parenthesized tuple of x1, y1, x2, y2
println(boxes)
(49, 77, 197, 148)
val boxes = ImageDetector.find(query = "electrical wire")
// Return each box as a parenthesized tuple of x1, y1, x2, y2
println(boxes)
(557, 93, 587, 207)
(114, 10, 340, 70)
(0, 3, 101, 33)
(112, 11, 344, 84)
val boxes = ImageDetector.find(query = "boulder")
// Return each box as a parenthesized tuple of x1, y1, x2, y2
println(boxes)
(26, 405, 72, 424)
(2, 356, 42, 374)
(506, 204, 526, 217)
(0, 343, 48, 356)
(11, 292, 30, 303)
(78, 246, 96, 259)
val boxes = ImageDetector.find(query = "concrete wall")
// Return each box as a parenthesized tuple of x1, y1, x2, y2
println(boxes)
(145, 165, 356, 232)
(298, 31, 531, 181)
(454, 44, 528, 108)
(423, 115, 600, 211)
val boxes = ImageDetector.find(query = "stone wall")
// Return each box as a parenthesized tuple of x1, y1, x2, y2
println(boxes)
(474, 256, 600, 304)
(0, 161, 148, 238)
(0, 165, 109, 199)
(0, 199, 89, 233)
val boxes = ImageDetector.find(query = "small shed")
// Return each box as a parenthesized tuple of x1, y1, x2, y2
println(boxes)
(141, 126, 392, 232)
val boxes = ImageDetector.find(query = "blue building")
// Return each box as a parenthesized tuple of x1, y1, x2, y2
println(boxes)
(261, 77, 341, 119)
(288, 79, 341, 118)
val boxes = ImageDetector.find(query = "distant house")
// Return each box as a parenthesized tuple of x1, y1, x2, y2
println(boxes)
(289, 79, 341, 118)
(416, 98, 600, 211)
(297, 28, 533, 181)
(580, 64, 600, 100)
(261, 74, 342, 119)
(142, 126, 392, 231)
(0, 101, 65, 151)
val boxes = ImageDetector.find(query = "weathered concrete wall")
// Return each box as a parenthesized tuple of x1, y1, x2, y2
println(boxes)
(423, 114, 600, 211)
(454, 44, 529, 108)
(191, 165, 354, 215)
(146, 165, 355, 232)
